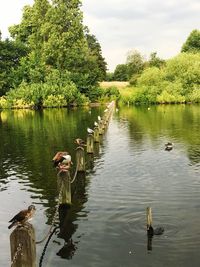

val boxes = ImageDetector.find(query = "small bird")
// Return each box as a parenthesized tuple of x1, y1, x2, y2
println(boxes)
(87, 127, 94, 134)
(8, 205, 36, 229)
(52, 151, 69, 167)
(165, 142, 173, 151)
(94, 121, 99, 127)
(74, 138, 86, 146)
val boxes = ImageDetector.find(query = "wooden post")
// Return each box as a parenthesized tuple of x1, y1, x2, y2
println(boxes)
(57, 170, 71, 205)
(76, 146, 85, 172)
(87, 134, 94, 154)
(146, 207, 153, 230)
(10, 224, 36, 267)
(94, 127, 100, 143)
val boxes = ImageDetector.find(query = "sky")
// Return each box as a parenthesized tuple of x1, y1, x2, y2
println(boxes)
(0, 0, 199, 71)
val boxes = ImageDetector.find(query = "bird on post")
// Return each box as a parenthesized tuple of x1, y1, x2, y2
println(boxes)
(52, 151, 69, 167)
(74, 138, 86, 147)
(8, 205, 36, 229)
(87, 127, 94, 134)
(94, 121, 99, 127)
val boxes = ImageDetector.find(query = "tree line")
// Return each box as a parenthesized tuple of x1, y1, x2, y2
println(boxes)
(109, 29, 200, 104)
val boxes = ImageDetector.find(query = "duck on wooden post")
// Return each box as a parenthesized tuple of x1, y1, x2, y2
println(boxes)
(9, 205, 36, 267)
(87, 128, 94, 154)
(53, 152, 72, 171)
(8, 205, 36, 229)
(74, 138, 86, 147)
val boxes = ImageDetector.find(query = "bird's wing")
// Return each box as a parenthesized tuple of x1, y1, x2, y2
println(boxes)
(9, 210, 26, 222)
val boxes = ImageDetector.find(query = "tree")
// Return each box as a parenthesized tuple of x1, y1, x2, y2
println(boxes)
(113, 64, 128, 81)
(126, 50, 145, 80)
(148, 52, 165, 68)
(181, 29, 200, 53)
(0, 39, 28, 95)
(8, 0, 106, 94)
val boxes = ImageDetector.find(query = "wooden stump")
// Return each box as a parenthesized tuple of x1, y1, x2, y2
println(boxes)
(87, 134, 94, 154)
(10, 224, 36, 267)
(57, 170, 71, 205)
(94, 127, 100, 143)
(76, 146, 85, 172)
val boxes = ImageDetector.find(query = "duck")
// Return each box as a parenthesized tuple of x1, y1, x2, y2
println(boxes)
(8, 205, 36, 229)
(52, 151, 70, 167)
(87, 127, 94, 134)
(165, 142, 173, 151)
(94, 121, 99, 127)
(74, 138, 86, 147)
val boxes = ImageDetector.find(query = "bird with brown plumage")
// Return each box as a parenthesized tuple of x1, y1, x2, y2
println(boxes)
(8, 205, 36, 229)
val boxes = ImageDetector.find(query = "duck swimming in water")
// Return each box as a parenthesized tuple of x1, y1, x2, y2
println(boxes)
(165, 142, 173, 151)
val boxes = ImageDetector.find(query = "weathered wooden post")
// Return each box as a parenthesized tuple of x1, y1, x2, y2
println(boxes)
(94, 127, 100, 143)
(57, 170, 71, 206)
(146, 207, 153, 251)
(146, 207, 153, 230)
(98, 120, 105, 135)
(10, 224, 36, 267)
(76, 146, 85, 172)
(87, 134, 94, 154)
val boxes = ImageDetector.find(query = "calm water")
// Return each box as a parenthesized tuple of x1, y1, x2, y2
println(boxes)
(0, 105, 200, 267)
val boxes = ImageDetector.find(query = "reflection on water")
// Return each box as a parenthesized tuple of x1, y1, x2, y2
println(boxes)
(1, 104, 200, 267)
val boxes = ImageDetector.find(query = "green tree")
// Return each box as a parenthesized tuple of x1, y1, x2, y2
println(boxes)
(126, 49, 145, 81)
(148, 52, 165, 68)
(181, 29, 200, 53)
(0, 39, 28, 95)
(9, 0, 106, 95)
(113, 64, 128, 81)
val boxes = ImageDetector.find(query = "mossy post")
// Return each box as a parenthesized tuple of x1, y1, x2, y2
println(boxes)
(76, 146, 85, 172)
(57, 170, 71, 205)
(87, 134, 94, 154)
(10, 224, 36, 267)
(94, 127, 100, 143)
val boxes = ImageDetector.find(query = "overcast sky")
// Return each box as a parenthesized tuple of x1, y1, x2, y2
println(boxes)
(0, 0, 199, 71)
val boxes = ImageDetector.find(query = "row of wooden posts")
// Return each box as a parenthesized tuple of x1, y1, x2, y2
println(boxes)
(10, 101, 115, 267)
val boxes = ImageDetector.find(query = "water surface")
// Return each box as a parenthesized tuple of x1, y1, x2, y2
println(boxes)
(0, 105, 200, 267)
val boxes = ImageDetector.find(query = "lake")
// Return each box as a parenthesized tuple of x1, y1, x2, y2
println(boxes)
(0, 104, 200, 267)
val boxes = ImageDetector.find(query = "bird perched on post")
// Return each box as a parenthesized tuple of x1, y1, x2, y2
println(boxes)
(53, 151, 72, 170)
(87, 127, 94, 134)
(74, 138, 86, 147)
(94, 121, 99, 127)
(8, 205, 36, 229)
(52, 151, 69, 167)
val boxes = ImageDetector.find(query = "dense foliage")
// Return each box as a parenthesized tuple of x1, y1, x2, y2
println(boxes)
(181, 29, 200, 53)
(119, 53, 200, 105)
(0, 0, 107, 108)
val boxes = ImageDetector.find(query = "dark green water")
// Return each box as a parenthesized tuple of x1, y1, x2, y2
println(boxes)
(1, 105, 200, 266)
